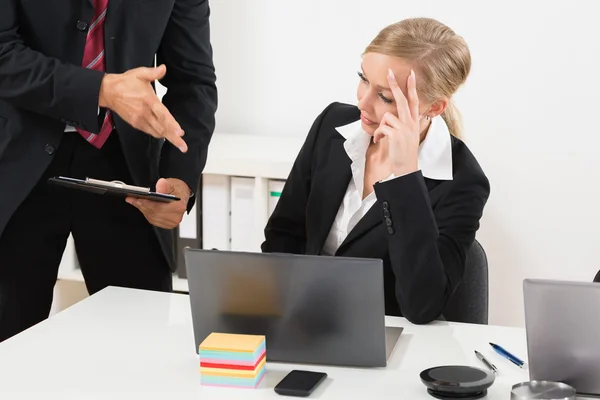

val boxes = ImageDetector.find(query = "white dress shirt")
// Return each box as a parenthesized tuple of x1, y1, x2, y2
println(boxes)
(321, 115, 454, 256)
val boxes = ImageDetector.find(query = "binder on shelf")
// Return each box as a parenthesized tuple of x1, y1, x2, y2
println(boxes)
(230, 177, 258, 252)
(201, 174, 232, 251)
(268, 179, 285, 216)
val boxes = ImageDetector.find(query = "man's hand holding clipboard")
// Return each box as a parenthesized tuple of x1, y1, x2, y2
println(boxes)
(125, 178, 191, 229)
(49, 176, 191, 229)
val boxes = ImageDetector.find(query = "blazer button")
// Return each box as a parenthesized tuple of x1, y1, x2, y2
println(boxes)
(385, 217, 392, 226)
(44, 144, 55, 155)
(383, 209, 390, 218)
(382, 201, 389, 210)
(387, 226, 394, 235)
(76, 20, 88, 31)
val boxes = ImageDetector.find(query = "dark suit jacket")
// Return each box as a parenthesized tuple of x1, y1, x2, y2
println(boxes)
(0, 0, 217, 270)
(262, 102, 490, 324)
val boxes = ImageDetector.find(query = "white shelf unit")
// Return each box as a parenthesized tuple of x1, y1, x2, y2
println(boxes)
(56, 133, 305, 294)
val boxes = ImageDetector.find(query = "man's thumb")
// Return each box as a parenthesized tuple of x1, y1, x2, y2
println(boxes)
(156, 178, 173, 194)
(137, 64, 166, 81)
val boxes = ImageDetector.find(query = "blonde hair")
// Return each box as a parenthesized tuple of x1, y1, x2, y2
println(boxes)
(364, 18, 471, 139)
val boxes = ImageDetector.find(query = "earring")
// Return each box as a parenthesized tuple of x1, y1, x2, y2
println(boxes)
(425, 115, 430, 121)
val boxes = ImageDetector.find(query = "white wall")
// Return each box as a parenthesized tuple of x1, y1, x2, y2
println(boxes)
(203, 0, 600, 327)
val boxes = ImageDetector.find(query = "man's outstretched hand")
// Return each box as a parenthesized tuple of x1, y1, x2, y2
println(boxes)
(99, 64, 188, 153)
(126, 178, 191, 229)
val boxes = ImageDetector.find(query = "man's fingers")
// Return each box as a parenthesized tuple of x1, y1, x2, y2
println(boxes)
(151, 102, 187, 152)
(135, 64, 167, 81)
(126, 197, 142, 209)
(150, 219, 178, 229)
(155, 178, 174, 195)
(165, 132, 188, 153)
(127, 98, 162, 138)
(126, 198, 178, 229)
(135, 117, 162, 139)
(127, 198, 174, 227)
(154, 64, 167, 80)
(120, 65, 186, 152)
(126, 197, 155, 215)
(151, 101, 183, 136)
(145, 113, 166, 139)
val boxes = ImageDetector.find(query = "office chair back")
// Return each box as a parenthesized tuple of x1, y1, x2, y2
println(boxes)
(443, 240, 489, 324)
(594, 270, 600, 283)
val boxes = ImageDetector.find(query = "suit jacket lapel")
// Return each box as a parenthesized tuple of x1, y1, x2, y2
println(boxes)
(87, 0, 124, 15)
(424, 177, 442, 194)
(306, 136, 351, 255)
(106, 0, 125, 26)
(335, 202, 381, 254)
(104, 0, 125, 73)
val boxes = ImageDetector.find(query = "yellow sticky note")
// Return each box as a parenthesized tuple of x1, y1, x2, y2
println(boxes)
(199, 332, 265, 353)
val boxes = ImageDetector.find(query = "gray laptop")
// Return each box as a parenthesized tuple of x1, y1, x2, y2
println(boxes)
(523, 278, 600, 396)
(184, 248, 402, 367)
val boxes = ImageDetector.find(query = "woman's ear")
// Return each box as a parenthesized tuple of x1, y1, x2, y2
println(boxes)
(429, 98, 448, 118)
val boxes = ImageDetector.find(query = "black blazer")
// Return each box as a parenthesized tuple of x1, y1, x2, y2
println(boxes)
(262, 102, 490, 324)
(0, 0, 217, 269)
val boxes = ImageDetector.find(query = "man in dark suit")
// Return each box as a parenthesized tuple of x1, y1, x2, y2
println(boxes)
(0, 0, 217, 341)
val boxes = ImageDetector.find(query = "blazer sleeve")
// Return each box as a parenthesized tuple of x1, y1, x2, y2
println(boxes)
(157, 0, 218, 210)
(261, 103, 334, 254)
(0, 0, 104, 133)
(373, 168, 490, 324)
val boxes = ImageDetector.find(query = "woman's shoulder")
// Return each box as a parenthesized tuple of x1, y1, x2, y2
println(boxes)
(314, 102, 361, 133)
(449, 136, 490, 194)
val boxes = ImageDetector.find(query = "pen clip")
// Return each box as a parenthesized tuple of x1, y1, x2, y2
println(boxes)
(86, 178, 151, 194)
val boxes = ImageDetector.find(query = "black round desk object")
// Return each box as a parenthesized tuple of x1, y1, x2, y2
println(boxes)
(420, 365, 495, 399)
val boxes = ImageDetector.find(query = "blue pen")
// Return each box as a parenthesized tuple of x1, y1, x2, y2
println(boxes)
(489, 342, 524, 368)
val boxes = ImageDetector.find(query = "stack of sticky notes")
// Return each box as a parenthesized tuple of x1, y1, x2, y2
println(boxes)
(198, 332, 266, 388)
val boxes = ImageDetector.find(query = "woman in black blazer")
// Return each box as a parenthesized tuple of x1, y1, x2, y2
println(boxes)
(261, 18, 490, 324)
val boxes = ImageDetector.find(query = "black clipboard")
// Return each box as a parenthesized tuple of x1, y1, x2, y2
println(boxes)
(48, 176, 180, 203)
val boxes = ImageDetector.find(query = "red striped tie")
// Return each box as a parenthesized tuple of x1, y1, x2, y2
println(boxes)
(76, 0, 113, 149)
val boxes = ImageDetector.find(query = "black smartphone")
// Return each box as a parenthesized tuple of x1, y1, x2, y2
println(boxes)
(274, 370, 327, 397)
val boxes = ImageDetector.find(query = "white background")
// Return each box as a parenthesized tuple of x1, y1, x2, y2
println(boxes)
(179, 0, 600, 328)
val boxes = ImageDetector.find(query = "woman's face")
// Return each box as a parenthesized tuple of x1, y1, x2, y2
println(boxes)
(357, 52, 429, 136)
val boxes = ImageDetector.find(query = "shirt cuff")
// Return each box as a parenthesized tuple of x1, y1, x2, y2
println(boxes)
(379, 170, 421, 183)
(379, 173, 403, 183)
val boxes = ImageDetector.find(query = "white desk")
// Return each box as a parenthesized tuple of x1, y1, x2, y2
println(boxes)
(0, 287, 589, 399)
